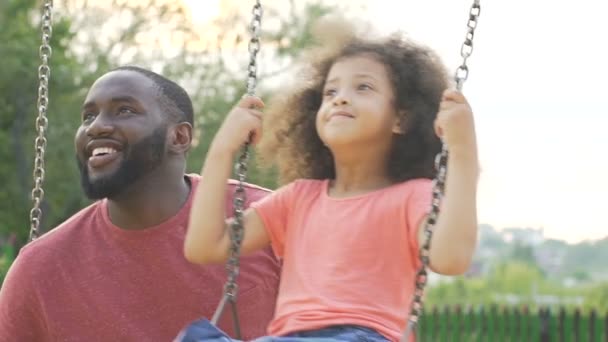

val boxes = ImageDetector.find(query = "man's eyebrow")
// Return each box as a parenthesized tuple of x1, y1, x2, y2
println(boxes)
(110, 95, 140, 104)
(82, 96, 140, 109)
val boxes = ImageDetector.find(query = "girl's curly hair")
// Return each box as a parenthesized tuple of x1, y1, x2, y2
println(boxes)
(257, 19, 450, 185)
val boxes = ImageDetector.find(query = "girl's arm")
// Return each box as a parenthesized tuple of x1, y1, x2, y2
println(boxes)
(421, 89, 479, 275)
(184, 96, 270, 265)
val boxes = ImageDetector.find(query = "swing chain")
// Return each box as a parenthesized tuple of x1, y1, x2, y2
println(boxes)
(403, 1, 480, 340)
(223, 150, 250, 300)
(29, 0, 54, 242)
(246, 0, 263, 96)
(403, 147, 448, 339)
(224, 0, 263, 303)
(211, 1, 263, 336)
(455, 0, 481, 91)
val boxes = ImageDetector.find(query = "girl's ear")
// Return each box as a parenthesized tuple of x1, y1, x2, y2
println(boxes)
(392, 110, 407, 134)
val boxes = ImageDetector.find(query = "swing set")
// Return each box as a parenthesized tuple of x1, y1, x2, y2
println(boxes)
(25, 1, 481, 340)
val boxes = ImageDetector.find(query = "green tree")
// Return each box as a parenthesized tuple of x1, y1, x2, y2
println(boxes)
(560, 238, 608, 278)
(426, 261, 546, 309)
(487, 261, 544, 295)
(584, 282, 608, 311)
(426, 276, 491, 308)
(0, 243, 16, 284)
(508, 242, 537, 267)
(0, 0, 81, 245)
(1, 0, 336, 248)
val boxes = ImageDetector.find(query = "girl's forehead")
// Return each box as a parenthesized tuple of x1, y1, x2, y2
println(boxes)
(327, 55, 389, 80)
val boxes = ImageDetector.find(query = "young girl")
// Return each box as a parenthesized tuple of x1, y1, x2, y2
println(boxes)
(183, 21, 479, 342)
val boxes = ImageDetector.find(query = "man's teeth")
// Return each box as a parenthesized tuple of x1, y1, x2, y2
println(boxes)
(92, 147, 117, 156)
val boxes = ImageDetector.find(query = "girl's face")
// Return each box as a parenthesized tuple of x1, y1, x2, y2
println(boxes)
(316, 54, 402, 152)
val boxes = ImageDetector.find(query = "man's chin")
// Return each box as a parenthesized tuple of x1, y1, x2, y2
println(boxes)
(80, 174, 122, 200)
(82, 185, 114, 200)
(86, 172, 112, 185)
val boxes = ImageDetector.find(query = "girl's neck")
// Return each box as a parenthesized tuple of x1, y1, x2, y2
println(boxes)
(330, 151, 393, 197)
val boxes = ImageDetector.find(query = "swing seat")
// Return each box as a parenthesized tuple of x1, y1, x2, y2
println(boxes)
(174, 318, 242, 342)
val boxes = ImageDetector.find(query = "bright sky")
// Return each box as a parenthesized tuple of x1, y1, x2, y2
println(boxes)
(184, 0, 608, 243)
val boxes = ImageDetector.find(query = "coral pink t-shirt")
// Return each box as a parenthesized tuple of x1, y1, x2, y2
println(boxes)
(251, 178, 432, 342)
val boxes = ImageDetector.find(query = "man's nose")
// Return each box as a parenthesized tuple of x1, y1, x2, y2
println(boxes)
(85, 113, 114, 137)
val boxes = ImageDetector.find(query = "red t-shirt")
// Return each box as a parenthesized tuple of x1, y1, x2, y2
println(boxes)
(0, 175, 280, 341)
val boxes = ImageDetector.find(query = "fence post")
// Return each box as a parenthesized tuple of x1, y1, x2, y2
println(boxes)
(432, 305, 439, 342)
(454, 304, 462, 341)
(588, 309, 596, 342)
(558, 307, 567, 342)
(574, 307, 582, 342)
(464, 305, 473, 341)
(478, 305, 485, 342)
(539, 307, 550, 342)
(441, 305, 450, 341)
(524, 305, 532, 340)
(502, 306, 511, 339)
(604, 311, 608, 341)
(489, 304, 498, 341)
(513, 306, 521, 340)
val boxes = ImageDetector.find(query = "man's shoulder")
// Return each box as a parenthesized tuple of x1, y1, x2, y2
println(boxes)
(18, 202, 102, 266)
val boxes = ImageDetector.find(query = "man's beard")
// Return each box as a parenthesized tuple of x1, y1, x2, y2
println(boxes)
(77, 125, 167, 200)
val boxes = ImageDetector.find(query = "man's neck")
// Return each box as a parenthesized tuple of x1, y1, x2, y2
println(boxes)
(106, 169, 191, 230)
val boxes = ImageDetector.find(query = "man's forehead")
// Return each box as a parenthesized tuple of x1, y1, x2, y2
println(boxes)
(85, 70, 156, 104)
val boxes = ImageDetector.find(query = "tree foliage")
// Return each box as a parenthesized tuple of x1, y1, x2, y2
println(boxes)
(0, 0, 334, 247)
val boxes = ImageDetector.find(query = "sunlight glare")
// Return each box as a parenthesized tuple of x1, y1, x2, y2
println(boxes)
(182, 0, 220, 25)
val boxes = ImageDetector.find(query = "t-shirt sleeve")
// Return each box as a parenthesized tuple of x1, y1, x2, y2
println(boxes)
(250, 182, 298, 258)
(0, 250, 48, 341)
(405, 179, 433, 267)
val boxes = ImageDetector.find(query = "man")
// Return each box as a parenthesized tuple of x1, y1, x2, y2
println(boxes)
(0, 66, 280, 341)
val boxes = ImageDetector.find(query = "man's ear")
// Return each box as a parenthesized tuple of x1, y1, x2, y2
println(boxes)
(168, 122, 193, 154)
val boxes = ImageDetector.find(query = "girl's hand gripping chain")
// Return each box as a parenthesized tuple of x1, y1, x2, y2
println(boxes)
(210, 95, 265, 157)
(434, 89, 477, 156)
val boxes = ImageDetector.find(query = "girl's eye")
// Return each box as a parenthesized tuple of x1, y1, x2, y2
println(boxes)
(358, 83, 372, 91)
(324, 88, 337, 97)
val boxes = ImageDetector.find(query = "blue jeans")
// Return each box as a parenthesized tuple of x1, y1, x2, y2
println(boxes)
(277, 325, 389, 341)
(174, 319, 390, 341)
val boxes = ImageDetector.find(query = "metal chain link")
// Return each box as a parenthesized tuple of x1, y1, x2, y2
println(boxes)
(29, 0, 54, 242)
(211, 1, 263, 338)
(246, 0, 263, 96)
(455, 0, 481, 92)
(402, 1, 481, 340)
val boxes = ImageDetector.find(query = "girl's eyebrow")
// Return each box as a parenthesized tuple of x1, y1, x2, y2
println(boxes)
(326, 73, 379, 85)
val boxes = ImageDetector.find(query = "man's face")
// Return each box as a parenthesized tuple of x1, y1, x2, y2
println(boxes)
(74, 70, 168, 200)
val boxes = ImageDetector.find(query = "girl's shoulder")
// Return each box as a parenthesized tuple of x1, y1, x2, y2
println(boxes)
(284, 178, 327, 193)
(270, 178, 327, 200)
(382, 178, 433, 199)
